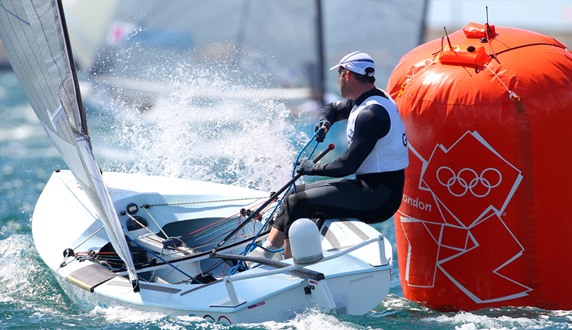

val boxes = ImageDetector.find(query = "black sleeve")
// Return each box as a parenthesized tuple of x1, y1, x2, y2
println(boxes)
(309, 104, 390, 177)
(317, 99, 355, 125)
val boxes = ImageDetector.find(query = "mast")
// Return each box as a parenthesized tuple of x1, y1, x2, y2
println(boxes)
(418, 0, 430, 45)
(315, 0, 325, 106)
(58, 0, 89, 137)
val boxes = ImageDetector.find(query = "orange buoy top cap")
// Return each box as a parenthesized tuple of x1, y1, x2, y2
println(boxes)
(436, 44, 491, 68)
(463, 22, 496, 40)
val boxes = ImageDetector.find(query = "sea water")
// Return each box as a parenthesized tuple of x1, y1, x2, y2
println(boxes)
(1, 68, 572, 329)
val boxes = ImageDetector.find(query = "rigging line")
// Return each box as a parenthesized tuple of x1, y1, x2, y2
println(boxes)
(127, 215, 196, 256)
(183, 217, 252, 246)
(199, 260, 225, 278)
(144, 196, 267, 207)
(247, 200, 278, 235)
(493, 42, 570, 57)
(292, 129, 322, 179)
(227, 217, 248, 274)
(141, 208, 170, 239)
(126, 213, 156, 236)
(215, 260, 228, 278)
(186, 225, 240, 247)
(199, 221, 258, 245)
(483, 63, 510, 92)
(184, 220, 240, 242)
(73, 226, 104, 251)
(126, 237, 203, 284)
(181, 198, 269, 240)
(483, 63, 523, 111)
(186, 201, 275, 247)
(189, 229, 260, 251)
(136, 232, 194, 257)
(182, 214, 241, 239)
(483, 63, 515, 95)
(0, 3, 30, 25)
(55, 171, 99, 219)
(243, 194, 285, 255)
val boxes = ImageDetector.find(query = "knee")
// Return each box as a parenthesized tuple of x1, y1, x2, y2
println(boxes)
(286, 194, 299, 208)
(273, 194, 300, 231)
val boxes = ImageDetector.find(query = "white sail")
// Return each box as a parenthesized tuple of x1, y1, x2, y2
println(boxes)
(0, 0, 139, 290)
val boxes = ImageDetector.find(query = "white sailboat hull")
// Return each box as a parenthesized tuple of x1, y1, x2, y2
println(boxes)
(33, 170, 393, 324)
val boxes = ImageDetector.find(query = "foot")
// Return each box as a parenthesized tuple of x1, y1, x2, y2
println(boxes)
(245, 241, 282, 268)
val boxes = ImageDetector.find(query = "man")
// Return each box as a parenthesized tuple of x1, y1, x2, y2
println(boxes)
(252, 51, 409, 261)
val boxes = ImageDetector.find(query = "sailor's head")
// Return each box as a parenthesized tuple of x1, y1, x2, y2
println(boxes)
(330, 51, 375, 81)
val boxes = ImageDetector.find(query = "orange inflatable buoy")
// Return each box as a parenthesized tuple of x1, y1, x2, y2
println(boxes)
(386, 22, 572, 311)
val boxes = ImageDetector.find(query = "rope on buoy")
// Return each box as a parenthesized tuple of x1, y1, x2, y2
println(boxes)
(483, 63, 523, 112)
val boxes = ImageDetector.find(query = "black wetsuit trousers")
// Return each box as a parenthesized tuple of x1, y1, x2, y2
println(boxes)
(273, 169, 404, 238)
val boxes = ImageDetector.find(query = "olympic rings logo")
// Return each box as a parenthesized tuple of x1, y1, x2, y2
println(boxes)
(436, 166, 502, 198)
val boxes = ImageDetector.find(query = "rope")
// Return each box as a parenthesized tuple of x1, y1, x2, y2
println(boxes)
(291, 130, 322, 194)
(179, 197, 273, 247)
(483, 64, 510, 92)
(483, 63, 523, 112)
(182, 214, 242, 239)
(140, 208, 170, 239)
(73, 226, 104, 251)
(127, 211, 195, 257)
(143, 196, 267, 208)
(186, 216, 263, 250)
(126, 236, 203, 284)
(126, 212, 158, 236)
(493, 42, 570, 57)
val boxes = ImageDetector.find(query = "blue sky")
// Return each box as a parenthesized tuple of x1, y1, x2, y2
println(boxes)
(427, 0, 572, 32)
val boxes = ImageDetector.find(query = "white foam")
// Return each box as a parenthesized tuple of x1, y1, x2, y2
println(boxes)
(244, 309, 369, 330)
(0, 235, 68, 314)
(0, 235, 35, 292)
(91, 305, 165, 324)
(92, 62, 308, 192)
(429, 310, 556, 330)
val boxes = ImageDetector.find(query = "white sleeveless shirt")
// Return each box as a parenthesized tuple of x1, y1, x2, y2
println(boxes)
(346, 93, 409, 174)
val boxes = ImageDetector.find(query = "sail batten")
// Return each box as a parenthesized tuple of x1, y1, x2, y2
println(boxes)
(0, 0, 139, 290)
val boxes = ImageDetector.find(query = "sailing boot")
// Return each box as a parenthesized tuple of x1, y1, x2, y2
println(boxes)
(245, 240, 282, 268)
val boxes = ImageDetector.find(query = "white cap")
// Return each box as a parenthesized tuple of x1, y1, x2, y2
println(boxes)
(329, 51, 375, 77)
